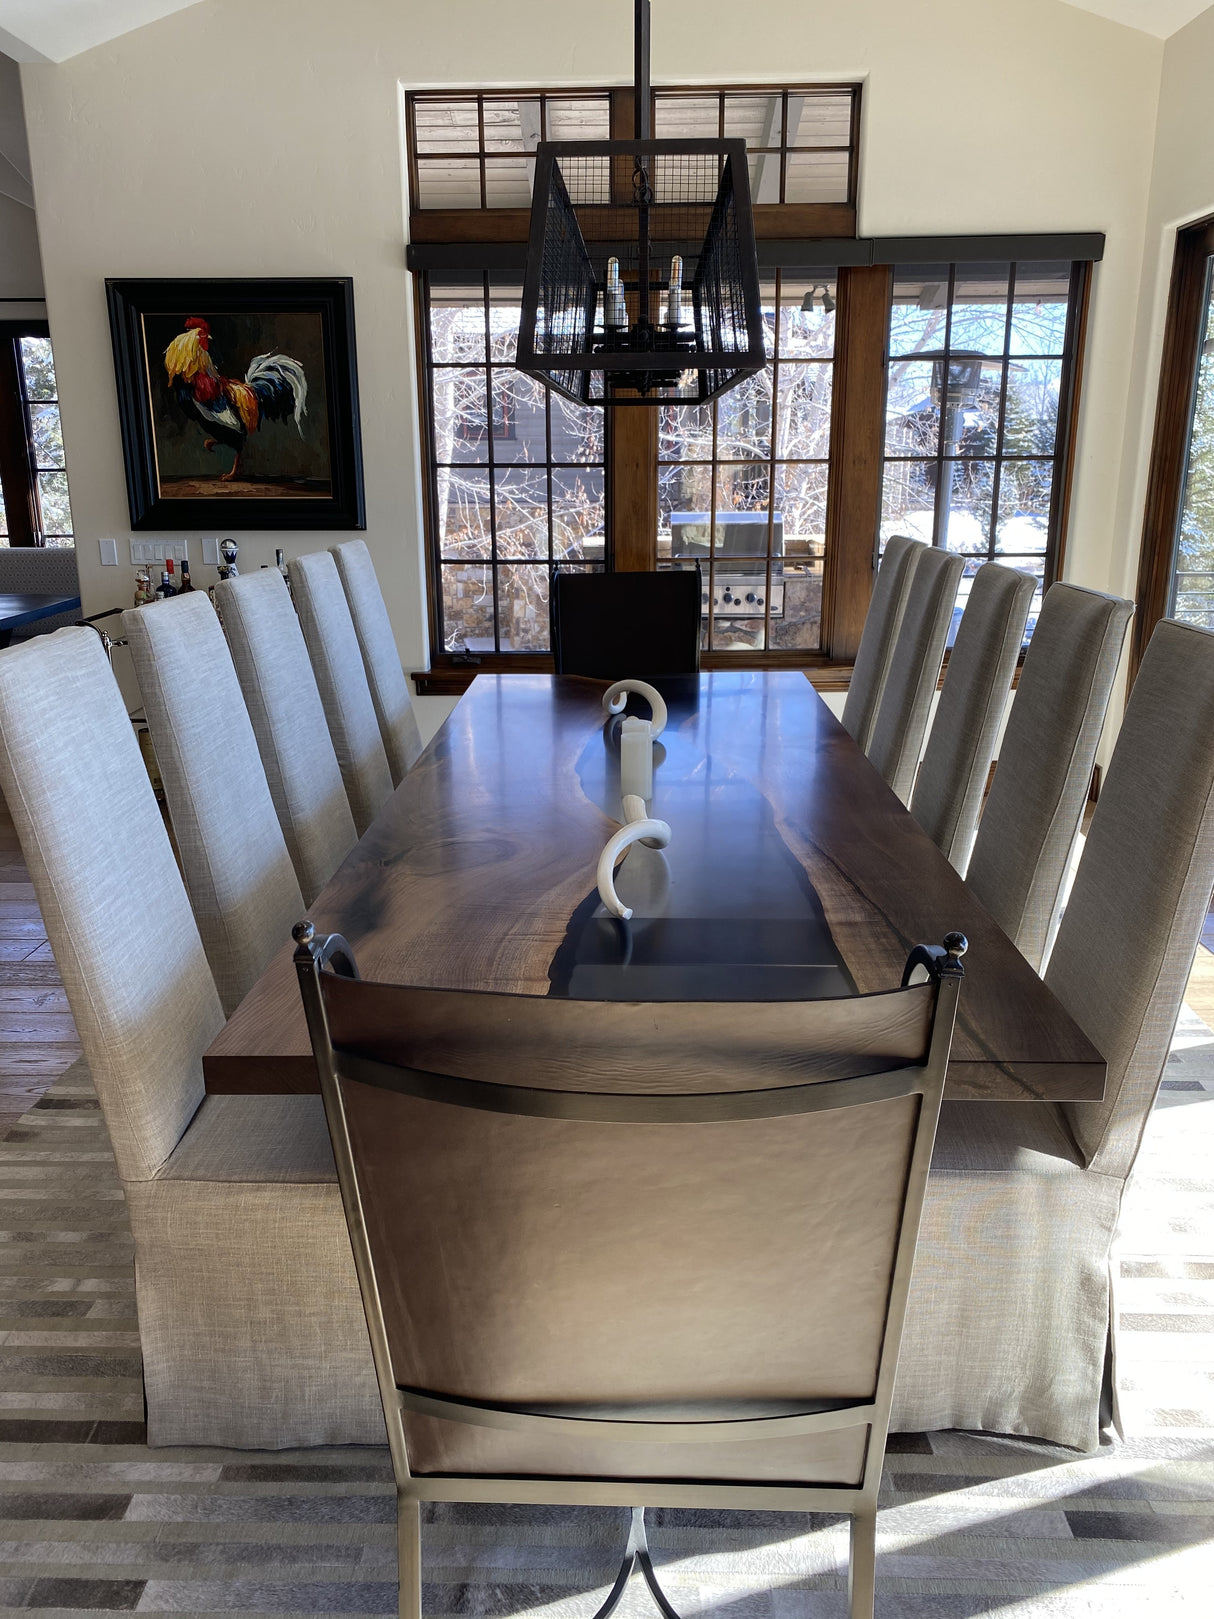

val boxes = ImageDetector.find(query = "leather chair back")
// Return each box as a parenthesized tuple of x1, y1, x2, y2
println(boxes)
(551, 568, 701, 679)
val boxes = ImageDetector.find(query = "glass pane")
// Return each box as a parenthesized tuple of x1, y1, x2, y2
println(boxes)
(545, 97, 610, 141)
(1173, 261, 1214, 624)
(784, 149, 849, 203)
(415, 158, 481, 209)
(441, 562, 494, 651)
(494, 467, 550, 559)
(774, 461, 828, 650)
(948, 264, 1011, 355)
(483, 157, 533, 207)
(431, 368, 489, 463)
(724, 94, 782, 145)
(552, 468, 606, 562)
(659, 399, 713, 461)
(497, 563, 550, 651)
(747, 151, 783, 206)
(429, 289, 486, 364)
(714, 465, 771, 534)
(488, 282, 521, 364)
(885, 360, 939, 456)
(776, 364, 832, 459)
(787, 91, 852, 146)
(653, 95, 719, 137)
(1010, 263, 1072, 355)
(996, 461, 1053, 554)
(550, 393, 604, 464)
(490, 369, 547, 464)
(659, 463, 713, 563)
(30, 403, 65, 468)
(482, 97, 542, 152)
(777, 280, 837, 359)
(413, 99, 480, 153)
(938, 460, 994, 554)
(716, 371, 772, 462)
(19, 337, 56, 400)
(436, 468, 492, 560)
(888, 274, 950, 357)
(1003, 358, 1062, 455)
(947, 360, 1002, 457)
(881, 462, 936, 546)
(36, 470, 73, 536)
(0, 488, 8, 538)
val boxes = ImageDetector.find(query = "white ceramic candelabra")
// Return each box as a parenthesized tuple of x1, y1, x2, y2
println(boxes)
(596, 680, 672, 921)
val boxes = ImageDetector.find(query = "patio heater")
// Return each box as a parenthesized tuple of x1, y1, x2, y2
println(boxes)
(515, 0, 765, 406)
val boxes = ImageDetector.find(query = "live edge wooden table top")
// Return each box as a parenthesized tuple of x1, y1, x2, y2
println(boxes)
(204, 671, 1106, 1103)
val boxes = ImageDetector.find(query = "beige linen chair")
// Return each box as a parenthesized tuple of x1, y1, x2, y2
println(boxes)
(123, 592, 305, 1016)
(292, 549, 394, 835)
(295, 926, 968, 1619)
(910, 561, 1035, 870)
(215, 569, 356, 904)
(866, 544, 966, 803)
(0, 628, 382, 1449)
(894, 617, 1214, 1452)
(332, 539, 424, 782)
(840, 534, 922, 751)
(964, 582, 1132, 971)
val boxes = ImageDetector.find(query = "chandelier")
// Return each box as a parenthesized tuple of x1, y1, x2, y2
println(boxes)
(515, 0, 765, 408)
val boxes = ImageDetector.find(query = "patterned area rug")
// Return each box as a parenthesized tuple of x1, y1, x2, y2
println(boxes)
(0, 1021, 1211, 1617)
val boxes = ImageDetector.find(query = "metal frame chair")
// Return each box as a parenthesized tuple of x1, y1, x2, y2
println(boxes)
(294, 926, 967, 1619)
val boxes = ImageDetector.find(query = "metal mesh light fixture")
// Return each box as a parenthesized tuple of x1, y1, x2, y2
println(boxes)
(516, 0, 765, 407)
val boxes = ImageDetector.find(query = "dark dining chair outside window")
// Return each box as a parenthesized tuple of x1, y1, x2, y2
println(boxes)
(550, 567, 701, 679)
(294, 925, 968, 1619)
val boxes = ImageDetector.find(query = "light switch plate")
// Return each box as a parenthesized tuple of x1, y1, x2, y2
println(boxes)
(98, 538, 119, 566)
(201, 537, 220, 567)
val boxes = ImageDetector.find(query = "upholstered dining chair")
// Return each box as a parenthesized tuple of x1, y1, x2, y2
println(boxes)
(124, 591, 305, 1017)
(292, 549, 394, 835)
(894, 616, 1214, 1452)
(909, 561, 1035, 870)
(866, 544, 966, 803)
(964, 582, 1132, 971)
(215, 569, 357, 904)
(0, 628, 382, 1449)
(840, 534, 922, 751)
(294, 925, 968, 1619)
(332, 539, 424, 783)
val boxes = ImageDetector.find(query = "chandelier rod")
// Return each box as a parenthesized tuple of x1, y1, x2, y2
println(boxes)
(634, 0, 651, 140)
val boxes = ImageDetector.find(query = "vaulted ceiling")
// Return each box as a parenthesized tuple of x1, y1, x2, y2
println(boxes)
(0, 0, 1209, 63)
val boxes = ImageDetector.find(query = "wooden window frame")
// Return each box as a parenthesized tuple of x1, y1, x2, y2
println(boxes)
(1131, 214, 1214, 686)
(0, 318, 59, 549)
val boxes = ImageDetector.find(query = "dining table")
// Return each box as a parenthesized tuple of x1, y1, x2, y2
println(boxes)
(0, 590, 82, 649)
(203, 670, 1106, 1102)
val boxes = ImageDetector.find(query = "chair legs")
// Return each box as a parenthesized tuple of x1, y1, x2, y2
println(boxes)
(397, 1495, 421, 1619)
(848, 1507, 877, 1619)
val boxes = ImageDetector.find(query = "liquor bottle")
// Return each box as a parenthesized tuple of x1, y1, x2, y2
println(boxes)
(166, 558, 176, 593)
(275, 547, 288, 579)
(133, 570, 152, 607)
(154, 569, 175, 600)
(179, 558, 195, 593)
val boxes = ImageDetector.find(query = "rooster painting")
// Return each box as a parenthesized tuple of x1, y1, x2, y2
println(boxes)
(163, 317, 309, 483)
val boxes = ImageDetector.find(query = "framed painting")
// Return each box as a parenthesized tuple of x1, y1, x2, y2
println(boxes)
(106, 277, 365, 530)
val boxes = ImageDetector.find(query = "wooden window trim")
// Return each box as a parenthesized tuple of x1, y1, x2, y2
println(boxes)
(0, 319, 52, 548)
(1130, 214, 1214, 687)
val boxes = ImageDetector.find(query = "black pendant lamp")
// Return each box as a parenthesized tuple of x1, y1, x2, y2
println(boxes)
(515, 0, 765, 407)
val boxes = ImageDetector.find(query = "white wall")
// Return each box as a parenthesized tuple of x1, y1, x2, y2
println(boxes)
(17, 0, 1163, 736)
(0, 53, 42, 302)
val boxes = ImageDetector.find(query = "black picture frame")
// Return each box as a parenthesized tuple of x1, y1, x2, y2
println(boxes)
(106, 277, 365, 530)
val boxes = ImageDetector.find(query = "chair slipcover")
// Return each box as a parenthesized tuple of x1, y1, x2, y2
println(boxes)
(0, 629, 381, 1449)
(866, 545, 965, 803)
(215, 570, 356, 904)
(894, 618, 1214, 1451)
(910, 561, 1034, 870)
(123, 593, 305, 1017)
(331, 540, 423, 783)
(291, 550, 393, 835)
(964, 582, 1132, 971)
(840, 535, 922, 751)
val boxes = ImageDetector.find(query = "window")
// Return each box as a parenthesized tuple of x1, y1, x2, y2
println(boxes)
(406, 85, 1092, 685)
(0, 324, 74, 549)
(882, 261, 1086, 635)
(1134, 215, 1214, 680)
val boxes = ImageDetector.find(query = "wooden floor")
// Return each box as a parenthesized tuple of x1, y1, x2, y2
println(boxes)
(0, 801, 83, 1135)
